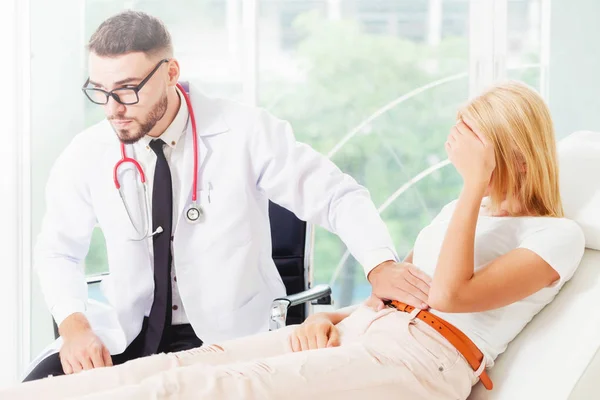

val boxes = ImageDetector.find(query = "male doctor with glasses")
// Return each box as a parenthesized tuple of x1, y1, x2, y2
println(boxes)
(25, 10, 432, 381)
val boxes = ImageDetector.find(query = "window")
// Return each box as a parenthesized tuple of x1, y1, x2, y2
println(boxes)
(258, 0, 470, 307)
(506, 0, 545, 90)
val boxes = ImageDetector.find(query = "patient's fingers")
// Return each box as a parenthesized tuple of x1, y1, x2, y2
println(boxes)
(307, 332, 319, 350)
(299, 334, 310, 352)
(327, 327, 340, 348)
(103, 347, 113, 367)
(290, 333, 301, 352)
(316, 332, 328, 349)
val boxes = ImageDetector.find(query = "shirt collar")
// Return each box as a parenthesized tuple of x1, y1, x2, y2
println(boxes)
(138, 86, 190, 152)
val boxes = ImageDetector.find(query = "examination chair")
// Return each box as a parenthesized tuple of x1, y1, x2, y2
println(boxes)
(53, 201, 332, 338)
(467, 131, 600, 400)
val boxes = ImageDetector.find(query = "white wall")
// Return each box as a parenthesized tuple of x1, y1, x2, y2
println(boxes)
(0, 0, 29, 387)
(29, 0, 87, 360)
(549, 0, 600, 137)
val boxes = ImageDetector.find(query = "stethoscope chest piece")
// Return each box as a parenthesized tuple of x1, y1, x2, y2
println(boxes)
(186, 204, 204, 224)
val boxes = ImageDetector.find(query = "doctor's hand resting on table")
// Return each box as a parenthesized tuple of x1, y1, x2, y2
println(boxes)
(57, 313, 113, 373)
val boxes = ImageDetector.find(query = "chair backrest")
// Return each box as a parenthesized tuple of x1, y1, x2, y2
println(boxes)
(268, 201, 308, 326)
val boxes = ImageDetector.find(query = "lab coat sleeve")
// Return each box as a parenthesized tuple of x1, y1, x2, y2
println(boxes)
(251, 109, 399, 277)
(34, 136, 96, 327)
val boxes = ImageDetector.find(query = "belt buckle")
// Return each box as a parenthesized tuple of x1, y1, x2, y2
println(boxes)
(386, 300, 409, 312)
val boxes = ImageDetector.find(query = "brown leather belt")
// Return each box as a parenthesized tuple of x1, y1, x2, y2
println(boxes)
(388, 300, 493, 390)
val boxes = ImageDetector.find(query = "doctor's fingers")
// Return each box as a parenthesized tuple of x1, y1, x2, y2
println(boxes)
(402, 272, 430, 297)
(406, 265, 432, 284)
(394, 278, 428, 304)
(103, 347, 113, 367)
(79, 354, 94, 371)
(60, 356, 74, 375)
(391, 290, 428, 310)
(90, 347, 106, 368)
(68, 357, 84, 374)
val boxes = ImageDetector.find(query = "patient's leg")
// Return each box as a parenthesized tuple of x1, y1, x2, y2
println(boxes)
(71, 338, 472, 400)
(69, 312, 476, 400)
(1, 326, 297, 400)
(171, 324, 297, 367)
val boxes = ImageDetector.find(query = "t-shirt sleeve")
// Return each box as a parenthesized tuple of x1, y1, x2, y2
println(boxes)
(518, 220, 586, 287)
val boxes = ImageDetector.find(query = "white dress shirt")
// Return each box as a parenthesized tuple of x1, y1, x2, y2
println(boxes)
(131, 88, 190, 325)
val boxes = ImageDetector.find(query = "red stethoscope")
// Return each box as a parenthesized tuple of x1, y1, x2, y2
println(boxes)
(113, 83, 202, 240)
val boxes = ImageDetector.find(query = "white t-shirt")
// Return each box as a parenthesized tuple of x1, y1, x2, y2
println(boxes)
(412, 199, 586, 367)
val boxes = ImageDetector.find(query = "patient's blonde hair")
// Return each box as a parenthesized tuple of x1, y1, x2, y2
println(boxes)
(457, 80, 564, 217)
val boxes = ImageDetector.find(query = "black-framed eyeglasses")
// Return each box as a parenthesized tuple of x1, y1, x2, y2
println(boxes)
(82, 58, 169, 105)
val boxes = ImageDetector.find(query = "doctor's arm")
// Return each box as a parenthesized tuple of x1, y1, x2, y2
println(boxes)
(35, 138, 112, 372)
(250, 110, 431, 307)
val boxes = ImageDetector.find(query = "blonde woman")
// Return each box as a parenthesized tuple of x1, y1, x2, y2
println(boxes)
(4, 80, 585, 400)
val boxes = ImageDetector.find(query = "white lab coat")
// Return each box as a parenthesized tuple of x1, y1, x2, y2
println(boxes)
(27, 82, 398, 375)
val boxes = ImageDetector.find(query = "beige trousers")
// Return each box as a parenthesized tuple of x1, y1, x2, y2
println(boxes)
(5, 306, 478, 400)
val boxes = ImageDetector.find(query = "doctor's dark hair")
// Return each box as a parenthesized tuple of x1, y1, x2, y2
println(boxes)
(88, 10, 173, 58)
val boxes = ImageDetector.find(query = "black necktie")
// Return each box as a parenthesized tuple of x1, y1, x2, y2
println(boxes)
(143, 139, 173, 355)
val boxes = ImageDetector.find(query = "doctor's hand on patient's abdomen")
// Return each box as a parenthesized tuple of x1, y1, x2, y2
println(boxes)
(289, 313, 341, 352)
(58, 312, 113, 374)
(367, 261, 432, 309)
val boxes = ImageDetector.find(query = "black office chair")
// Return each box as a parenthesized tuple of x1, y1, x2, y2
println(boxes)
(268, 201, 332, 329)
(53, 201, 333, 338)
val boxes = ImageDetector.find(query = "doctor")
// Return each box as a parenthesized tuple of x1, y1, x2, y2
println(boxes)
(25, 10, 432, 381)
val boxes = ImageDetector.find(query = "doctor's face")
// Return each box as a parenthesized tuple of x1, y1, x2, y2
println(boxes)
(87, 52, 172, 144)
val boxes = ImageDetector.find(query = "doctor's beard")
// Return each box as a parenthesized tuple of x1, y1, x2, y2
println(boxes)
(110, 93, 168, 145)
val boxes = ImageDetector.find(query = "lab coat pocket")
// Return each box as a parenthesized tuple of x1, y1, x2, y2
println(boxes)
(196, 188, 253, 248)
